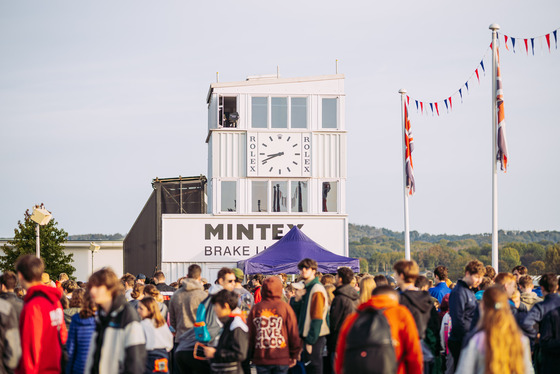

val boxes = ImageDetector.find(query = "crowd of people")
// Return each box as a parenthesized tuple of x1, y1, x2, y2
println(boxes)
(0, 254, 558, 374)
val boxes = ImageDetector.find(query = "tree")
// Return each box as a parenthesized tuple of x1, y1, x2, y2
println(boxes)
(359, 258, 369, 274)
(544, 244, 560, 273)
(0, 208, 75, 279)
(499, 247, 521, 272)
(528, 261, 546, 275)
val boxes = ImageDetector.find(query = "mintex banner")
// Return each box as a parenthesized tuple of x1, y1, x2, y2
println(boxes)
(161, 214, 348, 262)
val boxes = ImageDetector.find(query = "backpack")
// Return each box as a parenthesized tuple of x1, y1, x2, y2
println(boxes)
(194, 296, 212, 343)
(343, 308, 397, 374)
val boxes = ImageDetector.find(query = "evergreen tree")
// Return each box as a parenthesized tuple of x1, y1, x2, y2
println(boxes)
(0, 208, 75, 279)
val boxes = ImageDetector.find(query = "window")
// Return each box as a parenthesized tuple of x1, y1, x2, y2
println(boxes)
(271, 97, 288, 128)
(322, 98, 338, 129)
(322, 181, 338, 212)
(291, 97, 307, 128)
(219, 96, 238, 128)
(271, 181, 288, 212)
(221, 181, 237, 212)
(291, 181, 308, 212)
(251, 96, 309, 129)
(252, 97, 268, 128)
(252, 181, 268, 212)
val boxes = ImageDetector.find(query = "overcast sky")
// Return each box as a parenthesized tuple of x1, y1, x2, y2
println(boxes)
(1, 1, 559, 237)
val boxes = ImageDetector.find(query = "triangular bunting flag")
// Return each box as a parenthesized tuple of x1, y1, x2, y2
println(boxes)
(531, 38, 535, 55)
(435, 102, 439, 116)
(420, 102, 424, 114)
(459, 89, 463, 102)
(465, 81, 469, 91)
(429, 103, 433, 115)
(444, 99, 448, 112)
(524, 39, 529, 54)
(554, 30, 558, 49)
(407, 96, 410, 106)
(449, 96, 452, 110)
(415, 100, 419, 112)
(512, 37, 516, 52)
(475, 68, 480, 82)
(505, 35, 510, 50)
(480, 60, 485, 74)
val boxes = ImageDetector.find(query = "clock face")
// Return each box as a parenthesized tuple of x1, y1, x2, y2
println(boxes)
(247, 132, 311, 177)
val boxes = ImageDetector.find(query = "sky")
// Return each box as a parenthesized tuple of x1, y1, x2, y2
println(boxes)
(1, 1, 559, 237)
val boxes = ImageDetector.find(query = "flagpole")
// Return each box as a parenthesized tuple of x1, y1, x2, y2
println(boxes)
(399, 88, 411, 260)
(490, 24, 500, 272)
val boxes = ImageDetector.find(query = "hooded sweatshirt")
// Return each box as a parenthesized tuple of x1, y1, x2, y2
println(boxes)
(18, 284, 68, 374)
(327, 284, 359, 353)
(248, 277, 301, 366)
(335, 295, 423, 374)
(400, 289, 435, 340)
(169, 278, 208, 343)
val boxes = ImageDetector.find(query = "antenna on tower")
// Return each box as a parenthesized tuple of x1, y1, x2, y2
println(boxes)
(336, 59, 339, 74)
(277, 65, 279, 78)
(216, 72, 219, 82)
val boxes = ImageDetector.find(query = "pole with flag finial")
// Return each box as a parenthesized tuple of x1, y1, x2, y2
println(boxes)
(400, 88, 411, 260)
(490, 23, 500, 272)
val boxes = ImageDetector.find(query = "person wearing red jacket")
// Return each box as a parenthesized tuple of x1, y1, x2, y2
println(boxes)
(15, 255, 68, 374)
(334, 285, 423, 374)
(252, 274, 264, 304)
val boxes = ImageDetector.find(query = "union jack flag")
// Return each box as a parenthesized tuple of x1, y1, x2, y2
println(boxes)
(496, 48, 509, 171)
(404, 103, 415, 195)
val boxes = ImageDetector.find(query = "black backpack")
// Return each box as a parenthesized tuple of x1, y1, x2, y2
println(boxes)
(343, 308, 397, 374)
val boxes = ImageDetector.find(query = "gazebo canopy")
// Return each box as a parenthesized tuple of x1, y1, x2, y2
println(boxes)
(238, 226, 359, 275)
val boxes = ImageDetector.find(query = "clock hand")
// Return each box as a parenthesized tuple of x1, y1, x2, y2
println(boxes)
(262, 152, 285, 164)
(266, 152, 284, 157)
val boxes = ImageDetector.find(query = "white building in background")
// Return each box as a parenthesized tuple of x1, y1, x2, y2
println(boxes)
(0, 240, 123, 281)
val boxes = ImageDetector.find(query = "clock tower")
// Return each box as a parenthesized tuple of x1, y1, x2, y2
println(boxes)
(206, 73, 347, 218)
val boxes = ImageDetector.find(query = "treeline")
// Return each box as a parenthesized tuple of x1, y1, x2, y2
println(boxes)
(67, 233, 125, 241)
(349, 224, 560, 280)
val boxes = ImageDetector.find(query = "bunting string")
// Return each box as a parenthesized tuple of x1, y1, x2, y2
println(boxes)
(500, 27, 560, 55)
(406, 26, 559, 118)
(407, 46, 492, 117)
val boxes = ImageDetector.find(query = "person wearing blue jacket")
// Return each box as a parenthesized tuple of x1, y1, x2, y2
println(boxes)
(429, 265, 451, 304)
(447, 260, 485, 370)
(66, 291, 97, 374)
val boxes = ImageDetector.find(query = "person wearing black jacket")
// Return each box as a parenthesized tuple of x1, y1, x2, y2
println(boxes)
(327, 267, 359, 368)
(447, 260, 484, 370)
(203, 290, 248, 374)
(394, 261, 437, 373)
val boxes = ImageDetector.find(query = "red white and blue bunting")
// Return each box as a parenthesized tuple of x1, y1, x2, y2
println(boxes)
(501, 28, 559, 55)
(406, 46, 491, 117)
(405, 27, 559, 117)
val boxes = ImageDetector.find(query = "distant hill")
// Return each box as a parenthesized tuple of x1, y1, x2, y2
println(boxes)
(67, 233, 124, 241)
(349, 224, 560, 246)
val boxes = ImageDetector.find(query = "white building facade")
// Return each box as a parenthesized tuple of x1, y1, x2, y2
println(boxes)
(160, 74, 348, 281)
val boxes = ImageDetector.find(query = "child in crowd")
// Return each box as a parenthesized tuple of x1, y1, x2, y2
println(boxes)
(138, 297, 174, 374)
(519, 275, 542, 310)
(203, 290, 248, 374)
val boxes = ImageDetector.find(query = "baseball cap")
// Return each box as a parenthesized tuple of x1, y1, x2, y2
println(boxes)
(232, 268, 244, 282)
(136, 273, 146, 280)
(41, 273, 50, 285)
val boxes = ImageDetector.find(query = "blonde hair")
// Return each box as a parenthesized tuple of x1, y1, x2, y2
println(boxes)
(359, 276, 376, 304)
(480, 286, 525, 374)
(324, 284, 335, 306)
